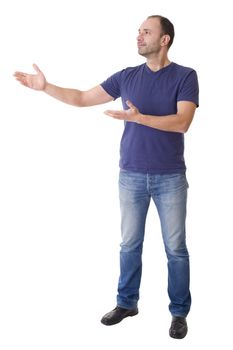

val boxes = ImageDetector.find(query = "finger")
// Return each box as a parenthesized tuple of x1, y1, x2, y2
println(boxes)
(14, 76, 26, 85)
(13, 71, 27, 78)
(15, 76, 28, 86)
(104, 113, 125, 121)
(14, 75, 29, 86)
(105, 110, 123, 117)
(33, 63, 41, 74)
(104, 110, 117, 116)
(126, 100, 134, 108)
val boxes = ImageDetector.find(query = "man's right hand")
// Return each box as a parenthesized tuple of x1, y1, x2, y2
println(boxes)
(14, 64, 46, 91)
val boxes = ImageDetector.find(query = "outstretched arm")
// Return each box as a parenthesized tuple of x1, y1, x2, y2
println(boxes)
(104, 100, 197, 133)
(14, 64, 114, 107)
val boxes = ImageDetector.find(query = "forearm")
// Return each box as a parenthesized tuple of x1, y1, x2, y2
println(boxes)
(44, 82, 84, 107)
(105, 100, 195, 133)
(137, 113, 189, 133)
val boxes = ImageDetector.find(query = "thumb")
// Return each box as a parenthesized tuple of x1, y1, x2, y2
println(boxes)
(126, 100, 137, 111)
(33, 63, 42, 74)
(126, 100, 134, 108)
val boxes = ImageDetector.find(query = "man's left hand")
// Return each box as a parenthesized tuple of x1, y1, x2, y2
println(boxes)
(104, 100, 141, 123)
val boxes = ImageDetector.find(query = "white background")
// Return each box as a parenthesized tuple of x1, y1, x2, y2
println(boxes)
(0, 0, 232, 348)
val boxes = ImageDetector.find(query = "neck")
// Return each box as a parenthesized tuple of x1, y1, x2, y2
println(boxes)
(146, 55, 171, 72)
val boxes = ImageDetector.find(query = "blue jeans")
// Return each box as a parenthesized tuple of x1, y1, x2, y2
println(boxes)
(117, 170, 191, 317)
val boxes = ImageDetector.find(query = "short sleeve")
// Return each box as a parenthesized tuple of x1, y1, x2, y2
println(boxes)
(177, 70, 199, 107)
(100, 70, 122, 100)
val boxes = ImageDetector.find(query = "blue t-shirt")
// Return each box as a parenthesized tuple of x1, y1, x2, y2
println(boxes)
(101, 62, 199, 174)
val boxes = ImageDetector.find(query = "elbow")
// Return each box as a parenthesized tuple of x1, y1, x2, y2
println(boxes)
(73, 98, 84, 107)
(177, 118, 191, 133)
(176, 112, 194, 133)
(178, 127, 189, 134)
(174, 111, 193, 133)
(180, 125, 189, 133)
(182, 122, 192, 133)
(72, 91, 86, 107)
(173, 122, 188, 133)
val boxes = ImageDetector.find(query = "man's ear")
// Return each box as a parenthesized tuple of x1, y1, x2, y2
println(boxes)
(161, 34, 170, 47)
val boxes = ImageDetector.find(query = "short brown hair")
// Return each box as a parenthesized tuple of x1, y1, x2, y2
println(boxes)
(147, 15, 175, 48)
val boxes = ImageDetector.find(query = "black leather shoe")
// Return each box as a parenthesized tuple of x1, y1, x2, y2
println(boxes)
(169, 316, 188, 339)
(101, 306, 138, 326)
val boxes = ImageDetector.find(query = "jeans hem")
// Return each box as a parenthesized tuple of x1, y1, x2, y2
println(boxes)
(117, 303, 138, 310)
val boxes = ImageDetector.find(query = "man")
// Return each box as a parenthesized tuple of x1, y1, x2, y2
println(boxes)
(14, 15, 199, 339)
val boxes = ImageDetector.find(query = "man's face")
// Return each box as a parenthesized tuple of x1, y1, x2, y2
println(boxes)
(137, 18, 164, 57)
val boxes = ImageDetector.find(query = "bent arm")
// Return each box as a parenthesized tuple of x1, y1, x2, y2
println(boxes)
(105, 100, 197, 133)
(137, 101, 197, 133)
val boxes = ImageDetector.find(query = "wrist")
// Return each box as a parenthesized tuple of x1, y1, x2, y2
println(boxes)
(136, 113, 144, 124)
(43, 81, 49, 92)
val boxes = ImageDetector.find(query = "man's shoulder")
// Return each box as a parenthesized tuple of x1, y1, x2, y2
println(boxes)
(172, 62, 197, 74)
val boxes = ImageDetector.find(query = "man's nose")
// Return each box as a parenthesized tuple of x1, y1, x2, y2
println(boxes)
(137, 33, 143, 42)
